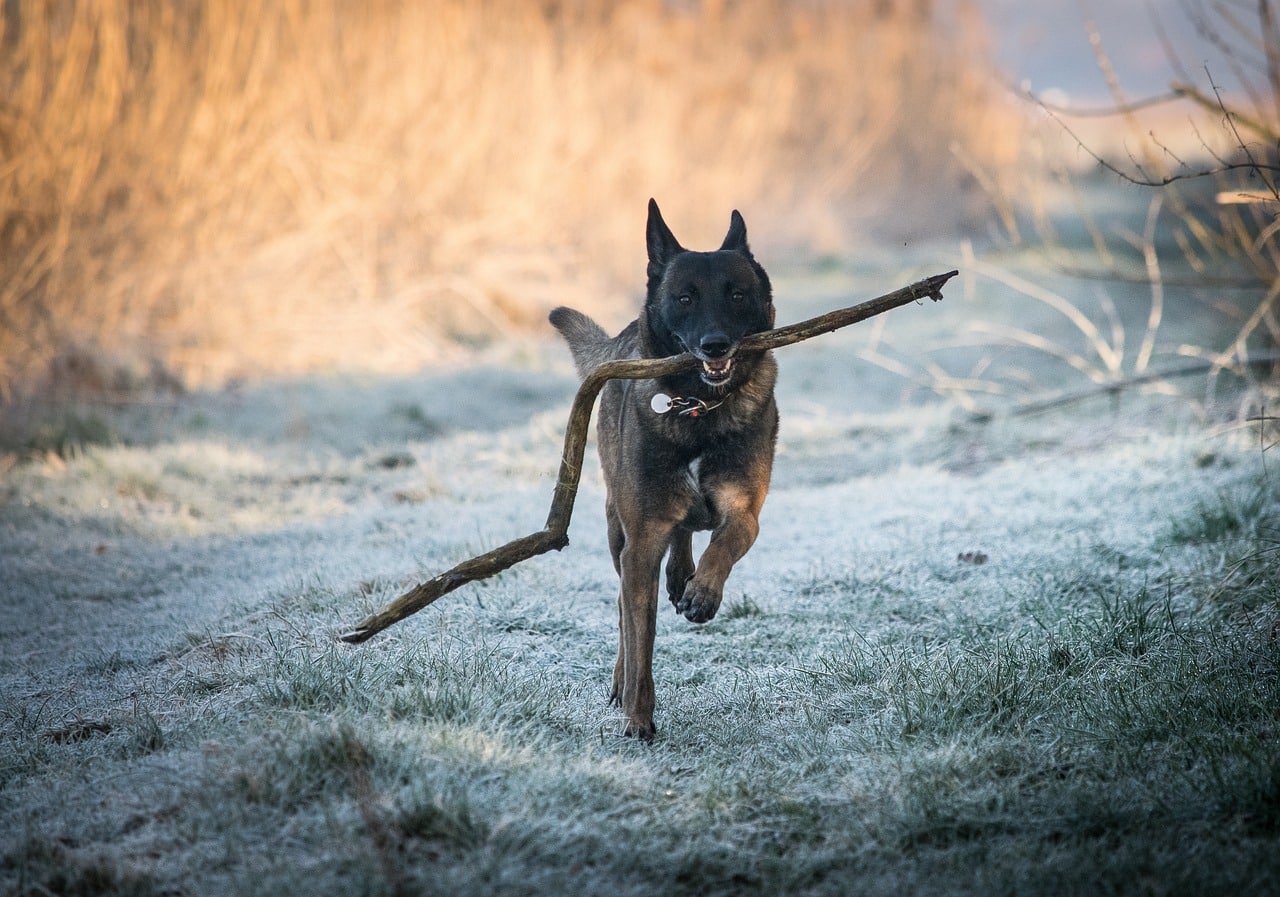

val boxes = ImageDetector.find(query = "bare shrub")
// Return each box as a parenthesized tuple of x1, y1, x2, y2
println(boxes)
(1047, 4, 1279, 371)
(908, 1, 1280, 421)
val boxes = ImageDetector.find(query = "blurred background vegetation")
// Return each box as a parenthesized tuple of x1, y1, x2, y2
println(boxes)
(0, 0, 1275, 403)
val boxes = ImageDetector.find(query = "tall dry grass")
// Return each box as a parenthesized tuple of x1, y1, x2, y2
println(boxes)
(0, 0, 1017, 397)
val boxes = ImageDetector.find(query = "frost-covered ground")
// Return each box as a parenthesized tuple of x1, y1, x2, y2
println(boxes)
(2, 238, 1277, 896)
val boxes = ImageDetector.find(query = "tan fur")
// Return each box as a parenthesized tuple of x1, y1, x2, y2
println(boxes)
(551, 200, 777, 740)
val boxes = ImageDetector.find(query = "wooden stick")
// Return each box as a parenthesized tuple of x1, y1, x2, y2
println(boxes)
(986, 350, 1280, 420)
(339, 269, 957, 643)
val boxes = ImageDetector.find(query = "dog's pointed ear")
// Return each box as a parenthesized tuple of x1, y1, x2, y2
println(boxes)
(719, 209, 750, 255)
(646, 199, 684, 275)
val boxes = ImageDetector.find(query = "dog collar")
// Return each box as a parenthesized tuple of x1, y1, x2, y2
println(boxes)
(650, 392, 723, 418)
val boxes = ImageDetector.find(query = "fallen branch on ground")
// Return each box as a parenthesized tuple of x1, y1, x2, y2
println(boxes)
(969, 350, 1280, 421)
(339, 269, 958, 644)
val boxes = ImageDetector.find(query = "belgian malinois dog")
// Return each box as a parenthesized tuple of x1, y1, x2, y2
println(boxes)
(549, 199, 777, 739)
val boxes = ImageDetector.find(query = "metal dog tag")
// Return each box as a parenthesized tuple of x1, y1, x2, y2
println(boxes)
(650, 393, 674, 414)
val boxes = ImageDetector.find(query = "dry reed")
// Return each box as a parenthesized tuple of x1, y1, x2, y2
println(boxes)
(0, 0, 1016, 397)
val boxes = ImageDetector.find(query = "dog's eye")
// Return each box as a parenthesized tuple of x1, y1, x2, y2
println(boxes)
(731, 290, 745, 302)
(677, 294, 693, 306)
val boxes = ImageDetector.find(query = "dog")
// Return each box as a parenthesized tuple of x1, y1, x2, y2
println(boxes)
(549, 199, 778, 740)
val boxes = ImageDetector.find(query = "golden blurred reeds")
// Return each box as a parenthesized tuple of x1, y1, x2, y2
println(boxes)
(0, 0, 1019, 396)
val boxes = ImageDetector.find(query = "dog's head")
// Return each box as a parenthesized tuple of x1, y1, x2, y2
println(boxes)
(643, 199, 774, 391)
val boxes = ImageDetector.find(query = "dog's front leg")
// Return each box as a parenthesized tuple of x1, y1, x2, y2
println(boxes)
(613, 525, 671, 740)
(676, 483, 764, 624)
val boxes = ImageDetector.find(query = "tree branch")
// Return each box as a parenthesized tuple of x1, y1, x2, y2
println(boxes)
(977, 350, 1280, 420)
(339, 269, 958, 644)
(1015, 80, 1280, 188)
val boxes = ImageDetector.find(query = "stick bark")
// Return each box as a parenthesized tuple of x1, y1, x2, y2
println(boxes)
(987, 350, 1280, 420)
(339, 269, 957, 643)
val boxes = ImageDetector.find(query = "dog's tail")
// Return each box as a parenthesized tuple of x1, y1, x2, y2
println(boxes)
(548, 306, 617, 379)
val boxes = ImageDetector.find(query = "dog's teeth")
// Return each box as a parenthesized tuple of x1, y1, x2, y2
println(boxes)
(702, 359, 732, 375)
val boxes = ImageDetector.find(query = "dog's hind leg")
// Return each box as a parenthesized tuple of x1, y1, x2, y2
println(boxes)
(665, 528, 694, 609)
(606, 499, 625, 576)
(606, 499, 627, 705)
(614, 521, 673, 740)
(675, 482, 766, 624)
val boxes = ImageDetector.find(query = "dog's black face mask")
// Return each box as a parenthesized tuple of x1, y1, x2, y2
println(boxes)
(644, 201, 774, 391)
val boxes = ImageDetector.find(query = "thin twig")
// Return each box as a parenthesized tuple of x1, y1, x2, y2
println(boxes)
(1136, 193, 1165, 374)
(1011, 86, 1186, 118)
(1019, 84, 1280, 188)
(1048, 265, 1262, 289)
(1170, 79, 1278, 144)
(339, 270, 957, 644)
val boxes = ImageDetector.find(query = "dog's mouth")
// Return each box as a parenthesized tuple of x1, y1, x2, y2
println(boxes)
(699, 356, 734, 386)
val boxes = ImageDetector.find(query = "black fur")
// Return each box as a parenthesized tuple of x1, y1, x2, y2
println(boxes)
(549, 199, 778, 740)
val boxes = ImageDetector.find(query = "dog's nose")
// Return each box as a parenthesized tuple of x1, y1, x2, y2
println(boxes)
(699, 334, 732, 358)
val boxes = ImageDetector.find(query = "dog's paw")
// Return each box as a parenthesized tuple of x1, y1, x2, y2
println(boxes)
(675, 582, 721, 624)
(623, 717, 657, 742)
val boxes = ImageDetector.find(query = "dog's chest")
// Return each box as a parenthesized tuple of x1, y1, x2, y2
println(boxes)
(678, 455, 718, 531)
(682, 455, 704, 495)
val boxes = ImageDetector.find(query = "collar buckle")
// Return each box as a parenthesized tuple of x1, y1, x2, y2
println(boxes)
(651, 392, 723, 418)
